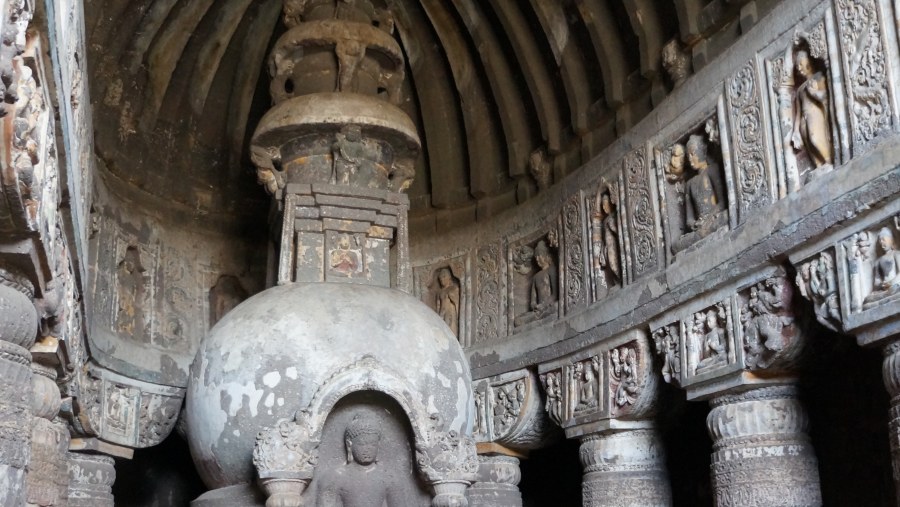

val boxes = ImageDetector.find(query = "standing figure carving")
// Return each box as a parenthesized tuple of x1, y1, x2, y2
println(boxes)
(791, 48, 833, 168)
(316, 415, 410, 506)
(435, 268, 460, 337)
(684, 135, 724, 233)
(592, 186, 620, 300)
(611, 347, 639, 407)
(863, 227, 900, 309)
(542, 372, 562, 425)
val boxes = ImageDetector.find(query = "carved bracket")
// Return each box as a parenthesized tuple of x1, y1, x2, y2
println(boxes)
(471, 369, 555, 452)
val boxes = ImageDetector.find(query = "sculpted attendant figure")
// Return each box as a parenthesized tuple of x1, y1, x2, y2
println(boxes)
(696, 309, 726, 371)
(316, 415, 409, 507)
(530, 240, 557, 318)
(863, 228, 900, 308)
(791, 49, 833, 168)
(684, 135, 722, 232)
(435, 268, 460, 336)
(598, 191, 620, 284)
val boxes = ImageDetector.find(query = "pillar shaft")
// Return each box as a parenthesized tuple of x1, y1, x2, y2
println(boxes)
(67, 453, 115, 507)
(882, 341, 900, 500)
(467, 455, 522, 507)
(707, 385, 821, 506)
(579, 428, 672, 507)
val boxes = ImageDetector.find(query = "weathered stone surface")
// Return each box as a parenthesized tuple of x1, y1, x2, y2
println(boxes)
(67, 453, 115, 507)
(467, 455, 522, 507)
(579, 428, 672, 507)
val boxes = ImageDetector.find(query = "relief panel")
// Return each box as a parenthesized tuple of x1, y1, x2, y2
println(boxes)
(623, 147, 660, 279)
(474, 241, 506, 343)
(561, 193, 588, 314)
(586, 179, 624, 302)
(509, 230, 560, 330)
(413, 254, 469, 345)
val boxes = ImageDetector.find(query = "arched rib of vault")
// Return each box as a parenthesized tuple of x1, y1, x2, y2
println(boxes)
(528, 0, 593, 136)
(622, 0, 665, 79)
(673, 0, 704, 43)
(417, 0, 507, 200)
(484, 0, 563, 153)
(391, 0, 470, 209)
(573, 0, 630, 109)
(449, 0, 536, 181)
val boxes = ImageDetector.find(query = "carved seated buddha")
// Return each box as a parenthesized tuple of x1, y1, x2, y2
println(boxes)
(863, 227, 900, 309)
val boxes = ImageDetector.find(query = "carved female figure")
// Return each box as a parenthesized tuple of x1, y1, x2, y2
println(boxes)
(543, 373, 562, 425)
(863, 227, 900, 308)
(791, 49, 833, 168)
(435, 268, 460, 336)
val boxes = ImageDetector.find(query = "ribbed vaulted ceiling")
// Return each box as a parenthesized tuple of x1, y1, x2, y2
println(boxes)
(84, 0, 755, 234)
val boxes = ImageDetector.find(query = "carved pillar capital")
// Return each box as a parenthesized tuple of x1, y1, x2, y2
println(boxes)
(467, 454, 522, 507)
(253, 415, 320, 507)
(472, 369, 556, 453)
(67, 452, 116, 507)
(707, 385, 821, 506)
(578, 427, 672, 507)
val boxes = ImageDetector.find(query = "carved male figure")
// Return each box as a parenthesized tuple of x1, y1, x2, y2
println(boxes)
(613, 347, 639, 407)
(316, 414, 409, 507)
(863, 227, 900, 308)
(435, 268, 460, 336)
(530, 240, 557, 317)
(684, 135, 724, 232)
(593, 190, 620, 285)
(577, 360, 597, 409)
(330, 234, 361, 276)
(543, 373, 562, 424)
(792, 48, 833, 168)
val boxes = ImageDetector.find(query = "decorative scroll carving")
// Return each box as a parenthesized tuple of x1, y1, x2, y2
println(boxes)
(475, 243, 503, 343)
(835, 0, 893, 150)
(624, 148, 659, 278)
(796, 250, 841, 330)
(589, 180, 621, 301)
(562, 195, 586, 313)
(728, 60, 772, 222)
(253, 414, 320, 506)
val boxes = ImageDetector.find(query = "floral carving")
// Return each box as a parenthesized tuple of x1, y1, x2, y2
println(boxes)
(836, 0, 892, 148)
(253, 414, 320, 479)
(729, 60, 771, 221)
(415, 427, 478, 484)
(562, 195, 586, 312)
(624, 148, 658, 278)
(475, 243, 502, 342)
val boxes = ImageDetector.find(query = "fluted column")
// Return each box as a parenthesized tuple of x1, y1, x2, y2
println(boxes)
(882, 340, 900, 500)
(67, 453, 115, 507)
(579, 428, 671, 507)
(0, 267, 38, 505)
(706, 385, 821, 506)
(467, 455, 522, 507)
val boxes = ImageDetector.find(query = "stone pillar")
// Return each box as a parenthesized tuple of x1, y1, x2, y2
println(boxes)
(579, 428, 672, 507)
(467, 455, 522, 507)
(0, 267, 38, 505)
(67, 453, 116, 507)
(882, 340, 900, 500)
(706, 385, 821, 506)
(26, 363, 69, 506)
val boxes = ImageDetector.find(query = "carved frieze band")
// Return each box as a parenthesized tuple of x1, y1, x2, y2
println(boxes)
(650, 272, 801, 395)
(538, 330, 657, 432)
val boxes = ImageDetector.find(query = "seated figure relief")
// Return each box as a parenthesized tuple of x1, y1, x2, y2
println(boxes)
(862, 227, 900, 309)
(670, 133, 728, 254)
(513, 239, 558, 327)
(694, 307, 728, 373)
(316, 414, 412, 507)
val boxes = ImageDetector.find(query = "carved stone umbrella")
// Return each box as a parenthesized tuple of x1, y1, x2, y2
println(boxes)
(184, 1, 477, 505)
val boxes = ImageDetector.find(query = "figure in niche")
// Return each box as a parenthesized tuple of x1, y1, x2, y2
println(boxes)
(434, 268, 460, 337)
(791, 47, 833, 169)
(863, 227, 900, 309)
(665, 143, 686, 183)
(514, 240, 558, 326)
(334, 39, 366, 93)
(115, 246, 146, 337)
(742, 279, 793, 369)
(543, 373, 562, 425)
(612, 347, 639, 407)
(797, 253, 840, 326)
(330, 235, 361, 277)
(316, 414, 411, 506)
(695, 307, 727, 372)
(576, 358, 599, 410)
(591, 186, 620, 300)
(684, 135, 725, 233)
(473, 390, 485, 435)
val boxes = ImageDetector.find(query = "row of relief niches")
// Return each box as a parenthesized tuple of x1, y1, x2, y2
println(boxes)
(410, 0, 900, 349)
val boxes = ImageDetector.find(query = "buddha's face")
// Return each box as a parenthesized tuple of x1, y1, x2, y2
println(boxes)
(795, 51, 813, 78)
(688, 145, 704, 169)
(536, 253, 550, 270)
(438, 269, 452, 288)
(349, 432, 380, 466)
(706, 311, 717, 328)
(601, 194, 612, 215)
(880, 233, 894, 252)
